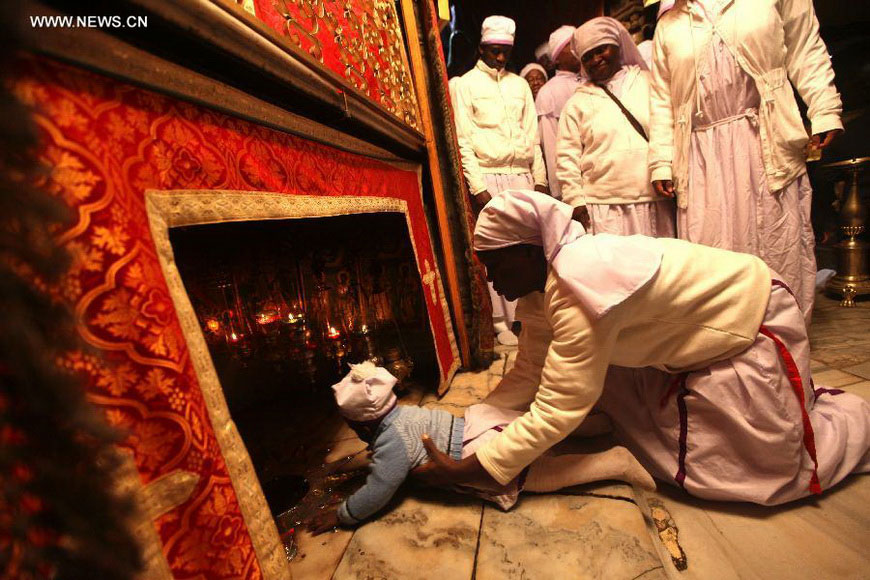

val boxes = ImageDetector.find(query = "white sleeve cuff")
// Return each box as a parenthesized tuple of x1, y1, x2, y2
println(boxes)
(650, 165, 673, 183)
(810, 114, 843, 137)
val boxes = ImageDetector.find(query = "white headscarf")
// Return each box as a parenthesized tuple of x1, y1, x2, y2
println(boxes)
(480, 15, 516, 46)
(657, 0, 675, 19)
(519, 63, 548, 81)
(548, 25, 576, 61)
(473, 191, 663, 319)
(571, 17, 648, 76)
(642, 0, 676, 18)
(534, 42, 549, 60)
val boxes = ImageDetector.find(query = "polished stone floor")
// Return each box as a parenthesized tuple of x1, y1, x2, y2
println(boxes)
(289, 292, 870, 579)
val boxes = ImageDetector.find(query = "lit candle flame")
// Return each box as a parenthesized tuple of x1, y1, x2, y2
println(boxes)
(256, 310, 279, 325)
(327, 325, 340, 339)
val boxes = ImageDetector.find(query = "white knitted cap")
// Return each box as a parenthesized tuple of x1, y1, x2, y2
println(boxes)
(332, 362, 398, 422)
(480, 15, 515, 46)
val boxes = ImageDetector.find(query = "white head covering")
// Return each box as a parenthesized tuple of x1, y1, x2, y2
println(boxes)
(519, 63, 548, 80)
(332, 361, 398, 422)
(474, 190, 582, 262)
(480, 15, 516, 46)
(657, 0, 675, 19)
(548, 25, 576, 61)
(570, 17, 648, 76)
(473, 191, 663, 319)
(534, 41, 549, 60)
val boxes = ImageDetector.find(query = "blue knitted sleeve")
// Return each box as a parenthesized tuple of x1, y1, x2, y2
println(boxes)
(337, 427, 410, 526)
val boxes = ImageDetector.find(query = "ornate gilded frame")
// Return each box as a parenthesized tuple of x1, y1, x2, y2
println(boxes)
(144, 190, 460, 578)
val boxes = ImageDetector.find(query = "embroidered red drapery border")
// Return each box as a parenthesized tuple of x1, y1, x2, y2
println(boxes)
(15, 54, 458, 579)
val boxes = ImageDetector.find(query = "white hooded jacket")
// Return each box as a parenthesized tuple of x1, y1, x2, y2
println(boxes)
(648, 0, 843, 208)
(556, 66, 656, 207)
(454, 60, 547, 195)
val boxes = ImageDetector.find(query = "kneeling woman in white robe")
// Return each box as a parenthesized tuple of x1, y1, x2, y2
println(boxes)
(414, 191, 870, 506)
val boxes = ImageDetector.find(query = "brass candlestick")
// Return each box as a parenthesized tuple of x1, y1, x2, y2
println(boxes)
(824, 157, 870, 307)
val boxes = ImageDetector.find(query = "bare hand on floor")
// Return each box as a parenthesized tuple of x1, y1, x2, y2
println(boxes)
(307, 507, 340, 536)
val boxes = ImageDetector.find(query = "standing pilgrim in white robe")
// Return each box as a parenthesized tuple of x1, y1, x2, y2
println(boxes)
(557, 18, 674, 237)
(534, 26, 581, 201)
(649, 0, 843, 322)
(454, 17, 547, 345)
(473, 191, 870, 506)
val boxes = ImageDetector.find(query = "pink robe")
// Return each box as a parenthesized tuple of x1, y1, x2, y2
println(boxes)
(598, 279, 870, 505)
(536, 70, 581, 200)
(681, 24, 816, 321)
(588, 202, 675, 237)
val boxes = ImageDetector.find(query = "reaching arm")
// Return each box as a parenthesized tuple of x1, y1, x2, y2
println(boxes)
(484, 293, 552, 411)
(523, 83, 548, 188)
(555, 98, 587, 207)
(336, 429, 410, 526)
(475, 285, 619, 485)
(648, 24, 676, 185)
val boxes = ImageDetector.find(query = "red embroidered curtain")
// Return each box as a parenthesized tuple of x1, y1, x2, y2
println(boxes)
(14, 55, 458, 579)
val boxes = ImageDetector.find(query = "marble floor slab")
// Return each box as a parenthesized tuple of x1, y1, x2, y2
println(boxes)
(637, 474, 870, 580)
(840, 380, 870, 401)
(475, 484, 666, 580)
(842, 361, 870, 381)
(811, 368, 865, 387)
(504, 350, 518, 374)
(290, 527, 355, 580)
(332, 488, 482, 580)
(809, 294, 870, 368)
(810, 359, 828, 372)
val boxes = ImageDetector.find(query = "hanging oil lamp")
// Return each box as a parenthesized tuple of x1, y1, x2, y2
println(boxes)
(302, 324, 318, 386)
(219, 277, 253, 359)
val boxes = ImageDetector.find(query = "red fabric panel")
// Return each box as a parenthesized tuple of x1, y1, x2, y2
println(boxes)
(252, 0, 419, 128)
(14, 54, 456, 578)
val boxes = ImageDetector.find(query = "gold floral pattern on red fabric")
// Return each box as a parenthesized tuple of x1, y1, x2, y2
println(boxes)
(14, 54, 457, 579)
(253, 0, 421, 129)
